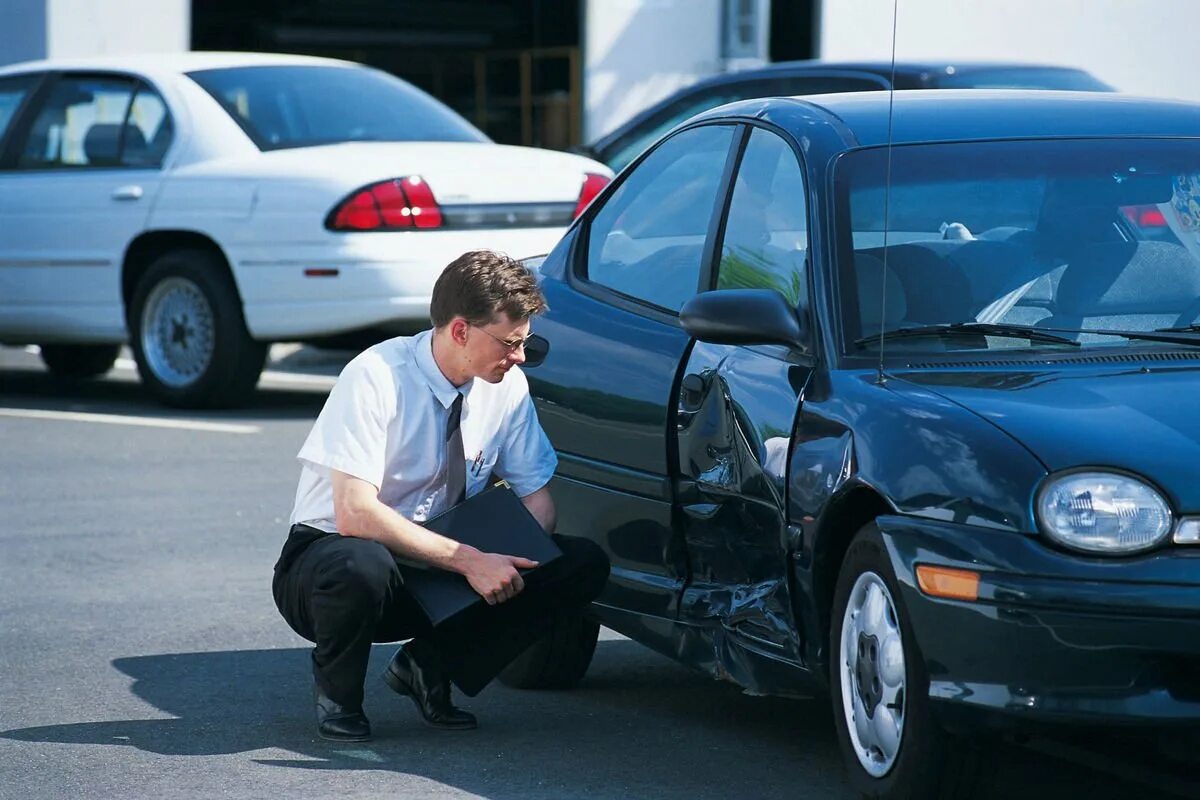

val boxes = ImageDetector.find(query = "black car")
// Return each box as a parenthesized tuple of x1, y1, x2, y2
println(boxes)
(498, 90, 1200, 798)
(585, 60, 1113, 170)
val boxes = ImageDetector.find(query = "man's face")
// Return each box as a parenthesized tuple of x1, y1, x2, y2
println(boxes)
(464, 313, 530, 383)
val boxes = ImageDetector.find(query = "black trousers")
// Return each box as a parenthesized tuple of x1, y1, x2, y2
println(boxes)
(272, 525, 609, 709)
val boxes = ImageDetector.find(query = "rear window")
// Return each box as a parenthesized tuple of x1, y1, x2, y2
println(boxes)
(934, 67, 1113, 92)
(187, 65, 489, 151)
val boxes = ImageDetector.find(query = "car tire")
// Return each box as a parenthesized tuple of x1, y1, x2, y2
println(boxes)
(829, 522, 984, 799)
(38, 344, 120, 379)
(498, 613, 600, 690)
(128, 249, 266, 408)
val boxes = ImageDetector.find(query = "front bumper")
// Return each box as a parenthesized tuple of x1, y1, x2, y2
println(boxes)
(877, 514, 1200, 725)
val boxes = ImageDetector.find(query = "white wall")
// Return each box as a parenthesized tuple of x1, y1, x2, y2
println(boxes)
(819, 0, 1200, 103)
(584, 0, 725, 141)
(0, 0, 189, 66)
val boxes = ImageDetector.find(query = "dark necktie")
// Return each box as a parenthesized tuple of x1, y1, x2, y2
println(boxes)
(445, 392, 466, 507)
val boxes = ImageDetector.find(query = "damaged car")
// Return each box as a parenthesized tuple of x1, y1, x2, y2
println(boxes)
(497, 89, 1200, 798)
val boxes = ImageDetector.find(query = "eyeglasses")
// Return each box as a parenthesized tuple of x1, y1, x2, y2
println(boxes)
(473, 325, 533, 352)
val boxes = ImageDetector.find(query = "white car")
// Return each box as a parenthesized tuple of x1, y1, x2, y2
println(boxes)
(0, 52, 612, 406)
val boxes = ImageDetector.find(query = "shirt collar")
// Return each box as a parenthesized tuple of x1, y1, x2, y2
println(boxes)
(413, 329, 474, 409)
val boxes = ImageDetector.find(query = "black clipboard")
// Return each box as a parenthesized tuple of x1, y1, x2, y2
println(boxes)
(397, 481, 562, 627)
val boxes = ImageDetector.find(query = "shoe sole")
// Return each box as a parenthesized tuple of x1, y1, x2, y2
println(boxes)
(382, 667, 478, 731)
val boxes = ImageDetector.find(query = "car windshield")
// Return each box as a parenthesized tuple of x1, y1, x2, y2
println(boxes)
(187, 65, 489, 151)
(835, 138, 1200, 356)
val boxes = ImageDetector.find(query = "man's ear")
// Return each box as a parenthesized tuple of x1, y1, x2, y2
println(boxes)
(449, 317, 470, 345)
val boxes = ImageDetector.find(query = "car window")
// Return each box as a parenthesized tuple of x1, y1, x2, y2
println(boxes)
(121, 86, 173, 167)
(717, 128, 809, 308)
(586, 125, 735, 313)
(0, 74, 40, 146)
(604, 76, 882, 171)
(17, 75, 140, 168)
(188, 65, 488, 151)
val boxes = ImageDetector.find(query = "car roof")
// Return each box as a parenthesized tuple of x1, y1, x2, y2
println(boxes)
(689, 58, 1096, 87)
(0, 51, 359, 78)
(703, 90, 1200, 147)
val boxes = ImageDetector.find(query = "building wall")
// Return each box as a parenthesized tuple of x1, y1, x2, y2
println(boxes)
(819, 0, 1200, 103)
(0, 0, 189, 66)
(583, 0, 726, 142)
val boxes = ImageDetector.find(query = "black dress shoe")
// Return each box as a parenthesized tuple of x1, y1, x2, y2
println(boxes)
(382, 642, 477, 730)
(314, 684, 372, 742)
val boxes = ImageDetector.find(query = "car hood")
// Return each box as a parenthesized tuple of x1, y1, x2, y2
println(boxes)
(893, 363, 1200, 511)
(188, 141, 610, 204)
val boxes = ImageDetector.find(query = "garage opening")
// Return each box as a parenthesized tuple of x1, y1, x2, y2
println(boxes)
(192, 0, 582, 150)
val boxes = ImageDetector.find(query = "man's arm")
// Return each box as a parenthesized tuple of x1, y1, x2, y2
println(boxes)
(520, 485, 556, 533)
(331, 470, 535, 605)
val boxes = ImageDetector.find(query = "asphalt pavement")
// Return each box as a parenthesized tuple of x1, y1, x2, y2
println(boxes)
(0, 345, 1194, 800)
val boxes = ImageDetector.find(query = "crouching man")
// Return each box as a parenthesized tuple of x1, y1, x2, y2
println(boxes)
(272, 250, 609, 741)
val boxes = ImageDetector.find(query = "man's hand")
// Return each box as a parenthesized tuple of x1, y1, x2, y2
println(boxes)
(459, 549, 539, 605)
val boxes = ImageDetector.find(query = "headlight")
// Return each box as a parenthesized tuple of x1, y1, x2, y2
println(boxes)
(1036, 471, 1173, 554)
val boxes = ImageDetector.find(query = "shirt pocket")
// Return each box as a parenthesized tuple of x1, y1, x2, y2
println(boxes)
(466, 446, 500, 496)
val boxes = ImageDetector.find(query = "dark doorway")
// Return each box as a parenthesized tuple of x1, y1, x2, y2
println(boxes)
(769, 0, 817, 62)
(192, 0, 582, 149)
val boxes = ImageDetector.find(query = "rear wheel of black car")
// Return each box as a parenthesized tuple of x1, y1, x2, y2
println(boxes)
(498, 613, 600, 689)
(38, 343, 120, 379)
(128, 249, 266, 408)
(830, 523, 983, 799)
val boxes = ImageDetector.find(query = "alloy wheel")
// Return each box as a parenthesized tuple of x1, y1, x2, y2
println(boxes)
(839, 570, 907, 777)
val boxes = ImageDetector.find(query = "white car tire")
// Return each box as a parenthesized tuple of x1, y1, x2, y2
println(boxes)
(128, 249, 266, 408)
(829, 523, 986, 799)
(38, 344, 120, 380)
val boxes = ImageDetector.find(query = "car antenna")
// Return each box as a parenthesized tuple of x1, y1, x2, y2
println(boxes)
(877, 0, 900, 386)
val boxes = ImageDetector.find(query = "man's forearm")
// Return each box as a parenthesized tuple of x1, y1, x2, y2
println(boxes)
(336, 498, 479, 574)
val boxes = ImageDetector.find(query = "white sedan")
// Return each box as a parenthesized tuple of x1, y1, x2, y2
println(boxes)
(0, 52, 611, 406)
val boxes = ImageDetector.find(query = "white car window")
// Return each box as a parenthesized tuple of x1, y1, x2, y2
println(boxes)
(18, 76, 138, 168)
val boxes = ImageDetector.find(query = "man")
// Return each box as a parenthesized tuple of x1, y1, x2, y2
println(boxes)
(272, 250, 609, 742)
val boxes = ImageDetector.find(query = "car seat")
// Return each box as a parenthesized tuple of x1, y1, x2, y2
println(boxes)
(83, 122, 148, 166)
(1045, 241, 1200, 338)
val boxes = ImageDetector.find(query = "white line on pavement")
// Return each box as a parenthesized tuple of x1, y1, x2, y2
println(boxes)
(0, 407, 261, 434)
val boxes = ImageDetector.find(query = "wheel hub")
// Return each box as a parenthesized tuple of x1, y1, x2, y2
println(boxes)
(855, 631, 883, 717)
(139, 276, 215, 388)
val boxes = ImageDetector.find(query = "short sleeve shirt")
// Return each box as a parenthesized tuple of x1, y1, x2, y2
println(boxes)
(289, 329, 558, 532)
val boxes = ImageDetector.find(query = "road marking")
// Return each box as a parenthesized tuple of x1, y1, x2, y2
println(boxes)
(0, 407, 260, 434)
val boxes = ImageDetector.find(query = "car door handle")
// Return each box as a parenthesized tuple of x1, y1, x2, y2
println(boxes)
(111, 185, 144, 201)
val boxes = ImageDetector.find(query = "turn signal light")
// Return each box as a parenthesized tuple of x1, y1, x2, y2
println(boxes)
(573, 173, 610, 219)
(915, 565, 980, 601)
(327, 176, 444, 231)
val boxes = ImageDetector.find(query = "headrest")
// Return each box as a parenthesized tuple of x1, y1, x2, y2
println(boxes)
(855, 252, 907, 329)
(1056, 241, 1200, 315)
(83, 123, 148, 165)
(869, 242, 971, 322)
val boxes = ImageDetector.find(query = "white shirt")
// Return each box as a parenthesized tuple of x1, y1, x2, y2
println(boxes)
(290, 329, 558, 532)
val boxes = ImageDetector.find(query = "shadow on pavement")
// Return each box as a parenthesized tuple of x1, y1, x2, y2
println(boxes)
(0, 640, 1189, 799)
(0, 369, 328, 419)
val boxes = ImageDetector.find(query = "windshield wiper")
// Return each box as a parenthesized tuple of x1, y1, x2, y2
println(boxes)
(1156, 323, 1200, 333)
(854, 322, 1081, 349)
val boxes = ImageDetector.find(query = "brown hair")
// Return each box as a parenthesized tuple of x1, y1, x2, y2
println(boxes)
(429, 250, 547, 328)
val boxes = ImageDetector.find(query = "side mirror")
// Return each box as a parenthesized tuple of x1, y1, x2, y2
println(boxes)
(523, 333, 550, 367)
(679, 289, 805, 349)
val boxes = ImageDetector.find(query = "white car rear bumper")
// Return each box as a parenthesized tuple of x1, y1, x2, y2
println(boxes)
(232, 226, 567, 340)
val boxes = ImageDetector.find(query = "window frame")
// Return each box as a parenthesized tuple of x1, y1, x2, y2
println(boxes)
(0, 71, 52, 169)
(1, 70, 175, 173)
(569, 121, 748, 324)
(708, 119, 818, 359)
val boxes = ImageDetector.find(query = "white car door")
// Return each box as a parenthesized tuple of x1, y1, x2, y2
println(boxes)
(0, 72, 173, 343)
